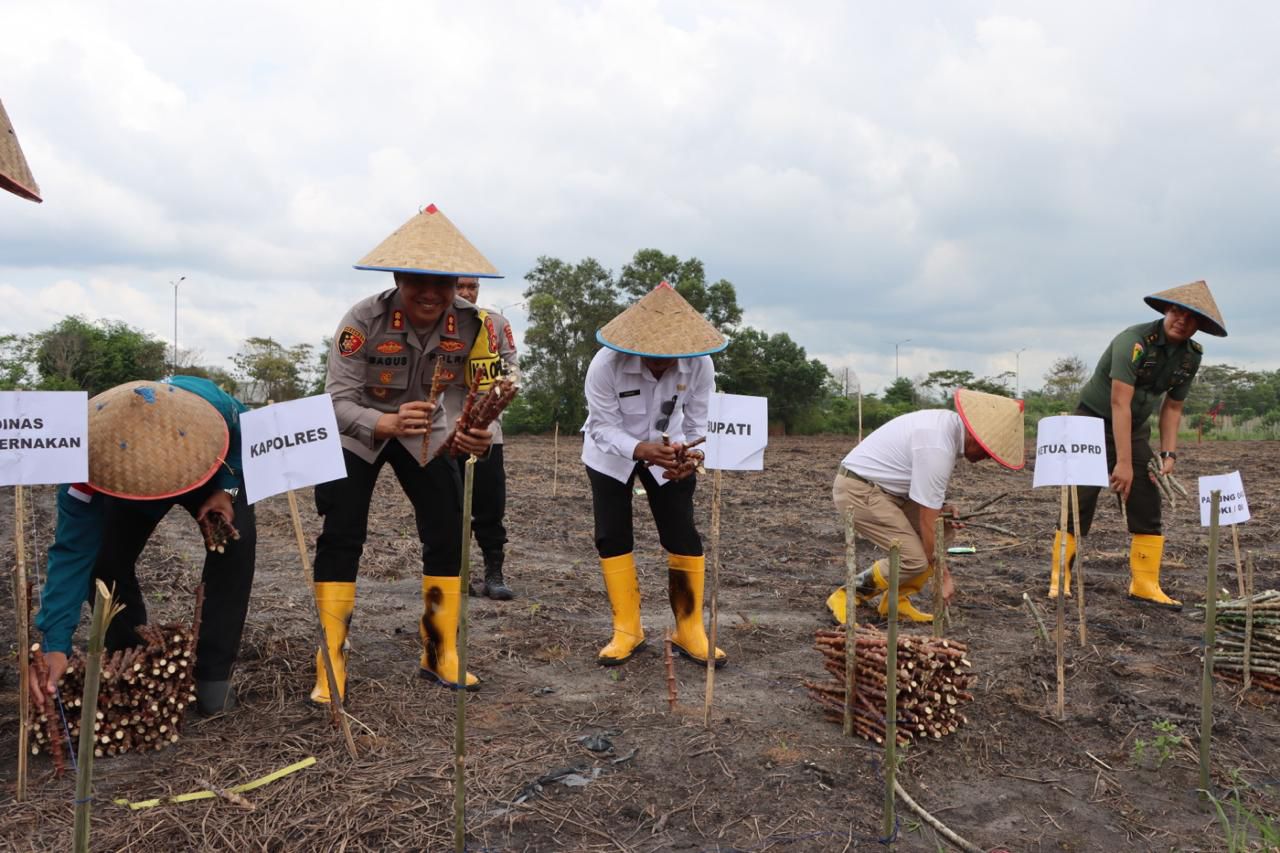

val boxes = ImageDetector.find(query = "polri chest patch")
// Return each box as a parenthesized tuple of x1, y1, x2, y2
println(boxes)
(338, 327, 366, 357)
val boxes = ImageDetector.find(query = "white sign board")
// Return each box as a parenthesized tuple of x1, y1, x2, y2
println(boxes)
(703, 393, 768, 471)
(1032, 415, 1109, 488)
(0, 391, 89, 486)
(1198, 471, 1250, 527)
(240, 394, 346, 504)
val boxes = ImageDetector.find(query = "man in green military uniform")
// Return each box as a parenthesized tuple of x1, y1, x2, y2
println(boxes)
(1049, 280, 1227, 609)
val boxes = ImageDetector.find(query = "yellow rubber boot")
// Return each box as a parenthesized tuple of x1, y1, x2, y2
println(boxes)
(668, 553, 727, 667)
(826, 562, 889, 624)
(878, 566, 934, 623)
(1048, 531, 1077, 599)
(310, 582, 355, 704)
(418, 576, 480, 690)
(1128, 534, 1181, 610)
(598, 554, 646, 665)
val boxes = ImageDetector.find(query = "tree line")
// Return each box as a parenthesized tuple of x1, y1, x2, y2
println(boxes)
(4, 257, 1276, 438)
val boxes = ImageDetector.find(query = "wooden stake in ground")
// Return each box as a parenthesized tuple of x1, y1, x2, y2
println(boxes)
(1231, 524, 1245, 598)
(1071, 484, 1086, 647)
(883, 542, 901, 841)
(454, 454, 477, 853)
(1244, 551, 1255, 689)
(703, 467, 723, 726)
(12, 484, 30, 802)
(552, 421, 559, 498)
(1199, 489, 1221, 796)
(1055, 485, 1068, 720)
(932, 516, 946, 639)
(842, 509, 858, 737)
(74, 581, 121, 853)
(285, 489, 357, 758)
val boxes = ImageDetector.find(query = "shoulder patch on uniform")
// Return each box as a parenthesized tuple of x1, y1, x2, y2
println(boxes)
(391, 310, 404, 331)
(376, 340, 404, 354)
(337, 326, 366, 357)
(1130, 342, 1144, 363)
(446, 314, 457, 336)
(504, 323, 516, 349)
(1190, 340, 1203, 354)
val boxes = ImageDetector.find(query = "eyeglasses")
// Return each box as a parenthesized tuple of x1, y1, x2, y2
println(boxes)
(655, 396, 677, 432)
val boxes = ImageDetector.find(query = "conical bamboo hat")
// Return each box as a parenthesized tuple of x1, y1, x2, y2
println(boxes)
(88, 382, 228, 499)
(955, 388, 1025, 470)
(354, 203, 500, 278)
(0, 99, 41, 203)
(597, 282, 727, 358)
(1144, 280, 1226, 337)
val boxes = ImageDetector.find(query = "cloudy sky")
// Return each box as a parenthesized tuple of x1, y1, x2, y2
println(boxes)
(2, 1, 1276, 396)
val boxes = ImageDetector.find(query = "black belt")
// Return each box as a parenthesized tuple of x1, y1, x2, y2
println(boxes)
(837, 467, 874, 486)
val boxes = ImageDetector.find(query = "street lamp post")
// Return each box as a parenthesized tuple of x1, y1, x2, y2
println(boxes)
(894, 338, 911, 380)
(171, 276, 186, 373)
(1014, 347, 1028, 398)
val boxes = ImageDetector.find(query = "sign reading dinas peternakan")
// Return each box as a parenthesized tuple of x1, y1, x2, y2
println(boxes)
(0, 391, 89, 486)
(240, 394, 346, 504)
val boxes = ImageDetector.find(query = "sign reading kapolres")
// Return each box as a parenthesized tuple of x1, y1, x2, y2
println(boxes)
(1031, 415, 1109, 488)
(240, 394, 346, 504)
(1199, 471, 1250, 527)
(0, 391, 88, 486)
(703, 393, 768, 471)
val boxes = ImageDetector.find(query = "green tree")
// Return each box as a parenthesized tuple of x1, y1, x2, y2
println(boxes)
(618, 248, 743, 330)
(519, 256, 621, 430)
(717, 328, 830, 432)
(177, 364, 240, 395)
(1042, 355, 1089, 403)
(883, 376, 916, 406)
(0, 333, 36, 389)
(32, 316, 166, 394)
(231, 337, 312, 402)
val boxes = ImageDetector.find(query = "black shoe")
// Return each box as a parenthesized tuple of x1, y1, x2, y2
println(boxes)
(482, 552, 516, 600)
(195, 680, 238, 716)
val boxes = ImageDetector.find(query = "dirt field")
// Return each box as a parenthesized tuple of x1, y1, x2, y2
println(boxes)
(2, 434, 1278, 851)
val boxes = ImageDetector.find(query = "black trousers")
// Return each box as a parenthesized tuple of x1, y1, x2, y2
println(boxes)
(1066, 404, 1162, 537)
(93, 485, 257, 682)
(455, 443, 507, 558)
(314, 441, 463, 581)
(586, 463, 702, 559)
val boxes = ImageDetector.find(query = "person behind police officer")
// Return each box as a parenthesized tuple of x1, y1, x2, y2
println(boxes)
(454, 275, 519, 600)
(825, 388, 1025, 625)
(311, 204, 499, 701)
(582, 282, 728, 668)
(31, 376, 255, 717)
(1048, 280, 1227, 610)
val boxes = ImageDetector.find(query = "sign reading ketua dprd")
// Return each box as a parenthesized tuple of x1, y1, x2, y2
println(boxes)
(0, 391, 89, 486)
(703, 393, 768, 471)
(240, 394, 346, 504)
(1032, 415, 1109, 488)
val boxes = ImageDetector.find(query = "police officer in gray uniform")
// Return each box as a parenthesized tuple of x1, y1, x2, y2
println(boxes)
(455, 276, 519, 600)
(310, 204, 499, 702)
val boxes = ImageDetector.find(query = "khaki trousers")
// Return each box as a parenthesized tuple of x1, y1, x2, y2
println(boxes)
(831, 469, 951, 583)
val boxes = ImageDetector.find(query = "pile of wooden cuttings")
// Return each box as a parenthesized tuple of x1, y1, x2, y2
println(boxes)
(1211, 589, 1280, 694)
(806, 626, 974, 745)
(29, 622, 198, 768)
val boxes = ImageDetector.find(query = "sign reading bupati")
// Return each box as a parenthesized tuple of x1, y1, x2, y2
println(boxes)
(1198, 471, 1250, 527)
(703, 393, 768, 471)
(0, 391, 89, 486)
(240, 394, 346, 504)
(1031, 415, 1109, 488)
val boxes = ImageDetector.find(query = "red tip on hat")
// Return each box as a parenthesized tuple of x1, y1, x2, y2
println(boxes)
(424, 203, 438, 214)
(657, 280, 673, 290)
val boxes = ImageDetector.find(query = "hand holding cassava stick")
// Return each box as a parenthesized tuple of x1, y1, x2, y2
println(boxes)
(435, 373, 519, 459)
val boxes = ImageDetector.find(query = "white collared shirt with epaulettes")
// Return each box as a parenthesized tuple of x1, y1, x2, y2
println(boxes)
(580, 347, 714, 485)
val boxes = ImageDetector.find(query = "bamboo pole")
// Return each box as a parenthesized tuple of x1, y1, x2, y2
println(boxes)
(842, 509, 858, 737)
(1022, 592, 1050, 644)
(13, 484, 30, 801)
(703, 467, 723, 726)
(73, 581, 117, 853)
(1199, 490, 1221, 796)
(454, 455, 477, 853)
(551, 422, 559, 498)
(1071, 485, 1086, 647)
(285, 489, 357, 758)
(1055, 485, 1068, 719)
(1231, 524, 1244, 598)
(932, 517, 946, 639)
(883, 542, 901, 841)
(1244, 552, 1255, 689)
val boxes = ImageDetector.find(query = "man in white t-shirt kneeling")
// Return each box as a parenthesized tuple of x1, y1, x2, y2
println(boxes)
(826, 389, 1025, 623)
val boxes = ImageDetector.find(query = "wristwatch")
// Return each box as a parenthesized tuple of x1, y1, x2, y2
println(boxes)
(223, 487, 240, 499)
(1158, 451, 1177, 461)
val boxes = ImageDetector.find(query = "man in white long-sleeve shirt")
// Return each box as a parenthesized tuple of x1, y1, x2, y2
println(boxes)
(581, 282, 727, 667)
